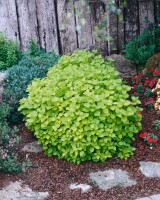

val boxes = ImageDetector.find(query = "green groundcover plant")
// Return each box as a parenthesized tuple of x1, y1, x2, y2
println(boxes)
(19, 50, 142, 164)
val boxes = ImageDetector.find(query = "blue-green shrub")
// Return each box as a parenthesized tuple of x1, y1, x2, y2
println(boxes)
(2, 42, 59, 123)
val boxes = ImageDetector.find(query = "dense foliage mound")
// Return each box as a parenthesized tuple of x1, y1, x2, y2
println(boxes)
(19, 50, 142, 163)
(3, 41, 59, 123)
(123, 21, 160, 69)
(0, 32, 21, 70)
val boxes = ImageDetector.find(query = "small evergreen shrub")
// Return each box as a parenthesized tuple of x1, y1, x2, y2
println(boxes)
(19, 50, 142, 164)
(0, 32, 21, 70)
(2, 41, 59, 124)
(123, 20, 160, 69)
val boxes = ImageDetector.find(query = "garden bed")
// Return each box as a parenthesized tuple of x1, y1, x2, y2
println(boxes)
(0, 75, 159, 200)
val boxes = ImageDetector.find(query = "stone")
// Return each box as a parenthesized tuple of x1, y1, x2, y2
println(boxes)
(139, 161, 160, 178)
(89, 169, 136, 190)
(136, 198, 151, 200)
(143, 52, 160, 75)
(136, 194, 160, 200)
(105, 54, 136, 78)
(70, 183, 91, 193)
(21, 142, 42, 153)
(0, 181, 49, 200)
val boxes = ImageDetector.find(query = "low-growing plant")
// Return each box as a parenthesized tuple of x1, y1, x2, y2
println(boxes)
(19, 50, 142, 164)
(139, 132, 158, 146)
(135, 84, 144, 94)
(0, 103, 21, 173)
(0, 102, 32, 173)
(144, 88, 153, 98)
(131, 72, 157, 108)
(153, 120, 160, 129)
(153, 70, 160, 79)
(144, 97, 154, 108)
(0, 32, 21, 70)
(2, 41, 59, 124)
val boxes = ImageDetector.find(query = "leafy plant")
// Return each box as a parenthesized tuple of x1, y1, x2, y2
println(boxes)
(135, 84, 144, 94)
(139, 132, 158, 146)
(144, 97, 154, 108)
(123, 20, 160, 69)
(2, 41, 59, 124)
(0, 102, 32, 173)
(19, 50, 142, 164)
(144, 88, 153, 98)
(21, 157, 32, 172)
(153, 70, 160, 79)
(153, 120, 160, 129)
(0, 103, 21, 173)
(0, 32, 21, 70)
(131, 73, 157, 108)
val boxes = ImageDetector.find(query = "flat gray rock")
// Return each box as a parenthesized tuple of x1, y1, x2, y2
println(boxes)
(21, 142, 42, 153)
(0, 181, 49, 200)
(139, 162, 160, 178)
(105, 54, 136, 78)
(70, 183, 91, 193)
(136, 194, 160, 200)
(89, 169, 136, 190)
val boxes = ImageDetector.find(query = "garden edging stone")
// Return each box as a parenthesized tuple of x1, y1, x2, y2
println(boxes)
(0, 181, 49, 200)
(139, 161, 160, 178)
(136, 194, 160, 200)
(89, 169, 137, 190)
(21, 141, 43, 153)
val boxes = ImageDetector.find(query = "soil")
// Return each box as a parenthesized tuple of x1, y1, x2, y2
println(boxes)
(0, 78, 160, 200)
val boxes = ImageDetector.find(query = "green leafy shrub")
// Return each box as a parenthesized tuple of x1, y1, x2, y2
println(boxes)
(123, 20, 160, 69)
(19, 50, 142, 163)
(2, 41, 59, 124)
(0, 32, 21, 70)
